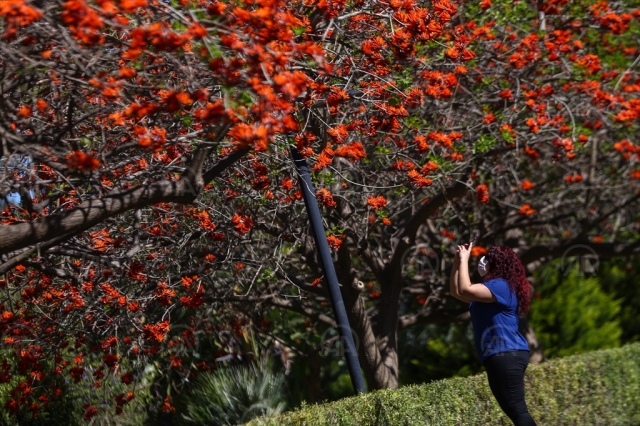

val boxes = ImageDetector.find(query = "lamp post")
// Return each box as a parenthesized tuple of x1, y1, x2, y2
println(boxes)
(290, 147, 367, 395)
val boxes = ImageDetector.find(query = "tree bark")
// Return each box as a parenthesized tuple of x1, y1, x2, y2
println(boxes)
(0, 178, 197, 256)
(306, 348, 322, 403)
(519, 315, 546, 364)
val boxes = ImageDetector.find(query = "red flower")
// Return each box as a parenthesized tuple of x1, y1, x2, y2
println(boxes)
(18, 105, 31, 118)
(137, 126, 167, 152)
(518, 204, 536, 216)
(476, 184, 490, 203)
(36, 99, 48, 112)
(69, 366, 84, 383)
(334, 142, 366, 162)
(498, 89, 513, 100)
(407, 170, 433, 187)
(525, 146, 539, 160)
(316, 189, 337, 208)
(160, 396, 175, 412)
(103, 353, 120, 369)
(483, 113, 496, 124)
(312, 147, 335, 171)
(414, 135, 430, 152)
(143, 321, 170, 343)
(420, 161, 439, 175)
(101, 336, 118, 351)
(83, 404, 98, 421)
(471, 246, 487, 257)
(520, 180, 535, 190)
(120, 371, 134, 384)
(153, 282, 176, 306)
(565, 174, 584, 183)
(441, 229, 456, 240)
(231, 214, 254, 235)
(120, 0, 148, 13)
(326, 234, 343, 250)
(67, 151, 101, 171)
(367, 195, 387, 211)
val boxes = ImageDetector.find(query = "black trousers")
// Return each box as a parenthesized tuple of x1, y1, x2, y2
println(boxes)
(483, 351, 537, 426)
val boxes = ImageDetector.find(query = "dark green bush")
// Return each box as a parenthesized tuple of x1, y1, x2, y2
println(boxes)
(246, 343, 640, 426)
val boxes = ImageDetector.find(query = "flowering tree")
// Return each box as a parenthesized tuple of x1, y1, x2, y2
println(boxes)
(0, 0, 319, 418)
(1, 0, 640, 417)
(192, 0, 640, 391)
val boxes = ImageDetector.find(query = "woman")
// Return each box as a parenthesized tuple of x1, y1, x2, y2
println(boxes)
(450, 243, 537, 426)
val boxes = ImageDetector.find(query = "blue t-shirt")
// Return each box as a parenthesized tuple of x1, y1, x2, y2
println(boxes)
(469, 278, 529, 363)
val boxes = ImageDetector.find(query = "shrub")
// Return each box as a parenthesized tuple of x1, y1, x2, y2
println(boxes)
(530, 263, 622, 358)
(246, 343, 640, 426)
(178, 360, 286, 426)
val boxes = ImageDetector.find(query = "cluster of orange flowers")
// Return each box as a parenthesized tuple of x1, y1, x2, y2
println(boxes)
(421, 71, 459, 99)
(564, 173, 584, 183)
(367, 195, 387, 211)
(518, 204, 536, 216)
(153, 282, 176, 306)
(326, 234, 344, 250)
(134, 126, 167, 152)
(143, 321, 170, 343)
(316, 189, 337, 208)
(231, 213, 254, 235)
(407, 170, 433, 188)
(476, 184, 490, 203)
(67, 150, 101, 171)
(0, 0, 42, 38)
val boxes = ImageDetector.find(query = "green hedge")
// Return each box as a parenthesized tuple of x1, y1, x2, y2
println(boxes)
(247, 343, 640, 426)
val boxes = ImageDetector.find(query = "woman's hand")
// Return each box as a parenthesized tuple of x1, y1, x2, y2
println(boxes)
(456, 242, 473, 263)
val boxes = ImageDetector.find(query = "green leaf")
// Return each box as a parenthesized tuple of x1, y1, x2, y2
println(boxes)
(473, 134, 497, 154)
(292, 26, 306, 36)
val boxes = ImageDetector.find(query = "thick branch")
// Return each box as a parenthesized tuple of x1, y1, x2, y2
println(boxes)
(202, 147, 249, 184)
(0, 178, 196, 256)
(0, 234, 73, 275)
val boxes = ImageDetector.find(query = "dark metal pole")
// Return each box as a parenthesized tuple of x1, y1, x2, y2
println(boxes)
(290, 147, 367, 395)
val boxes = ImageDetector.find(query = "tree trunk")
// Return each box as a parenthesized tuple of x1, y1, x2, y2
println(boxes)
(306, 349, 322, 403)
(519, 315, 546, 364)
(343, 287, 400, 390)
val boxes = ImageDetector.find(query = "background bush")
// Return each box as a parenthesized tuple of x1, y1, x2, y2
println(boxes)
(246, 342, 640, 426)
(530, 263, 622, 358)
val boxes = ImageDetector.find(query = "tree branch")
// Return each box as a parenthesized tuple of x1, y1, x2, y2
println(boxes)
(0, 178, 196, 256)
(202, 147, 249, 184)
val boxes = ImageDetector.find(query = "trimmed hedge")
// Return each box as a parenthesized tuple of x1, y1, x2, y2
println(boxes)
(247, 343, 640, 426)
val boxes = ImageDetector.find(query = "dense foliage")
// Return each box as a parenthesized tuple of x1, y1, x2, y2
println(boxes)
(530, 263, 622, 358)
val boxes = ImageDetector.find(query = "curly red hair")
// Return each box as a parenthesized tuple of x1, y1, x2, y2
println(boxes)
(483, 246, 532, 315)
